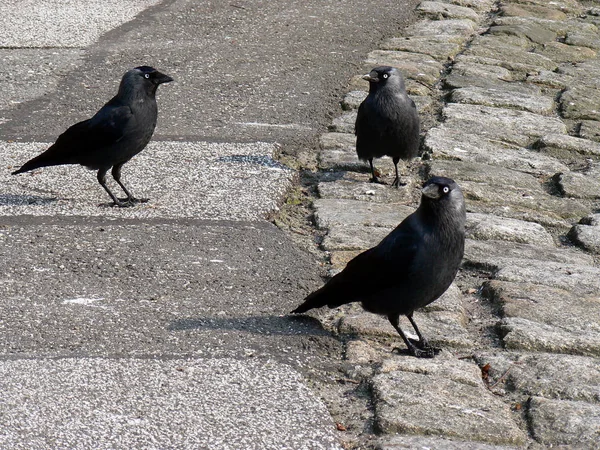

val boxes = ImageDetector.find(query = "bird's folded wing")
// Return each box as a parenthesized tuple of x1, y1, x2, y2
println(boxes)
(47, 105, 135, 158)
(325, 225, 420, 301)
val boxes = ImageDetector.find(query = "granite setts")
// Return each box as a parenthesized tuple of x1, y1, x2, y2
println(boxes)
(313, 0, 600, 447)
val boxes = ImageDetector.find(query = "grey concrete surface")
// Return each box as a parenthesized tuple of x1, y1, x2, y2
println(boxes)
(0, 218, 336, 362)
(3, 141, 292, 220)
(0, 0, 160, 47)
(0, 0, 420, 149)
(0, 358, 341, 450)
(0, 0, 421, 448)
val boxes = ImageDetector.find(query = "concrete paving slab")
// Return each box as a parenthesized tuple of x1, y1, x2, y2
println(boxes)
(0, 357, 342, 450)
(2, 141, 293, 221)
(0, 0, 159, 48)
(0, 219, 338, 363)
(0, 49, 85, 111)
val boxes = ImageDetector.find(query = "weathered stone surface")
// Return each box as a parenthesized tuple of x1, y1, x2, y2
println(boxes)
(579, 119, 600, 142)
(500, 3, 568, 20)
(441, 104, 567, 147)
(493, 260, 600, 296)
(450, 85, 555, 114)
(560, 86, 600, 121)
(318, 180, 413, 204)
(329, 111, 356, 133)
(446, 0, 495, 10)
(488, 21, 557, 44)
(464, 239, 593, 268)
(500, 317, 600, 356)
(528, 397, 600, 446)
(345, 339, 384, 365)
(318, 133, 366, 171)
(381, 36, 461, 60)
(444, 62, 514, 89)
(485, 278, 600, 356)
(404, 18, 478, 40)
(313, 199, 414, 229)
(568, 223, 600, 253)
(322, 225, 391, 251)
(493, 15, 576, 36)
(527, 69, 575, 89)
(378, 435, 519, 450)
(487, 277, 600, 332)
(454, 53, 556, 79)
(372, 369, 526, 445)
(555, 171, 600, 199)
(534, 41, 597, 63)
(566, 26, 600, 49)
(365, 50, 444, 86)
(558, 56, 600, 83)
(425, 127, 569, 175)
(504, 0, 582, 15)
(458, 179, 587, 227)
(417, 1, 479, 21)
(427, 159, 541, 190)
(535, 132, 600, 156)
(341, 90, 367, 110)
(378, 353, 483, 387)
(466, 213, 554, 246)
(475, 352, 600, 403)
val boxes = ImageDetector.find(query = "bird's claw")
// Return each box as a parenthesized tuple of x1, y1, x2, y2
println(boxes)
(109, 197, 149, 207)
(117, 197, 149, 204)
(391, 177, 406, 188)
(408, 338, 441, 354)
(393, 340, 440, 358)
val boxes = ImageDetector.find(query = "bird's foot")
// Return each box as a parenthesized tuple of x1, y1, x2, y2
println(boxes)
(110, 200, 136, 208)
(391, 177, 406, 188)
(393, 342, 440, 358)
(408, 338, 441, 355)
(118, 197, 149, 204)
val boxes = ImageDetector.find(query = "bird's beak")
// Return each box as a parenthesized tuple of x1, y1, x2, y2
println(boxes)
(422, 184, 440, 199)
(362, 72, 379, 83)
(156, 72, 174, 84)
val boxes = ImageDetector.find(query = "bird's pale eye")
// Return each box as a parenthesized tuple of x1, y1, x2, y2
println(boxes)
(144, 73, 150, 79)
(382, 73, 389, 79)
(443, 186, 450, 194)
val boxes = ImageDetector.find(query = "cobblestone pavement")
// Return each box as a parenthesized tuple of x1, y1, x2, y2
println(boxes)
(301, 0, 600, 448)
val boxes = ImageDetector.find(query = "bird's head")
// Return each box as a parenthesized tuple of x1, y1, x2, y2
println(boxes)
(362, 66, 405, 92)
(420, 176, 466, 221)
(134, 66, 174, 86)
(119, 66, 174, 99)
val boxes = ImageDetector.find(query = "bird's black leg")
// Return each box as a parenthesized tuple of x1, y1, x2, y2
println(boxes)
(388, 314, 434, 358)
(111, 164, 148, 204)
(391, 157, 405, 188)
(368, 158, 384, 184)
(97, 168, 129, 207)
(407, 313, 440, 356)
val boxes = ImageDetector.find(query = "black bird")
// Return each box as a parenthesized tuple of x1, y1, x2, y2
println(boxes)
(12, 66, 173, 207)
(292, 177, 466, 358)
(355, 66, 420, 187)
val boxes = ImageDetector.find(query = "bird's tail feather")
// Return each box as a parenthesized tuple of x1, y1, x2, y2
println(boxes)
(11, 150, 66, 175)
(291, 282, 350, 314)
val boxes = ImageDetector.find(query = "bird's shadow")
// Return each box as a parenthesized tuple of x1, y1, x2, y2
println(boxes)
(216, 155, 290, 170)
(167, 314, 328, 337)
(0, 194, 57, 206)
